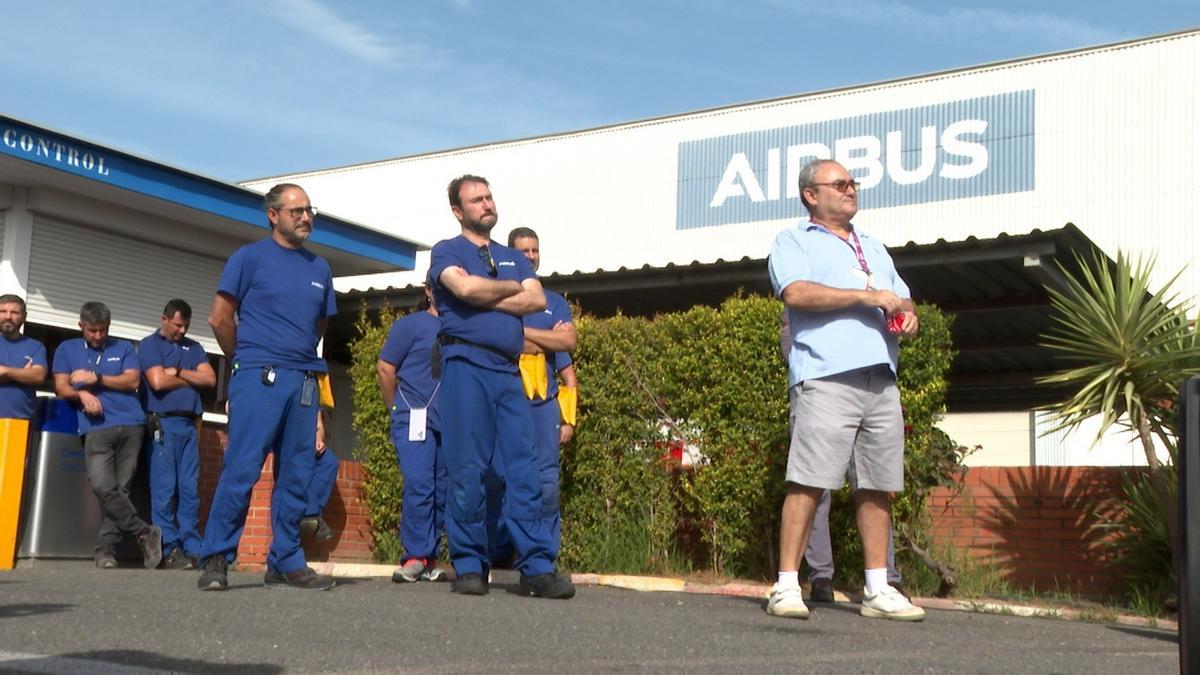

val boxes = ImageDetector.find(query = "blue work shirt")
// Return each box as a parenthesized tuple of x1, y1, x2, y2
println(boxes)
(379, 310, 441, 431)
(52, 337, 145, 433)
(768, 221, 911, 387)
(138, 329, 208, 415)
(429, 235, 537, 373)
(0, 334, 47, 419)
(523, 289, 573, 401)
(217, 238, 337, 372)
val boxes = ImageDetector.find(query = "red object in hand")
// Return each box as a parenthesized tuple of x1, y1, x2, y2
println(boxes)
(887, 313, 905, 334)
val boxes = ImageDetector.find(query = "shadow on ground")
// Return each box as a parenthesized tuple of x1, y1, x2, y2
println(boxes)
(0, 603, 75, 619)
(3, 649, 283, 674)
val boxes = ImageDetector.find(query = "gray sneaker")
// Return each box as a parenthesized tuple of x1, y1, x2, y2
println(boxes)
(420, 566, 448, 582)
(138, 525, 163, 569)
(392, 558, 429, 583)
(95, 551, 118, 569)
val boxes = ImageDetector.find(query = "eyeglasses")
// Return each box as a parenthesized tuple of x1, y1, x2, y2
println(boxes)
(276, 205, 318, 218)
(477, 244, 498, 277)
(810, 180, 859, 193)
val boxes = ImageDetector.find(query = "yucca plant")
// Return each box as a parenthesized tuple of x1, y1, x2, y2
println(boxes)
(1039, 250, 1200, 563)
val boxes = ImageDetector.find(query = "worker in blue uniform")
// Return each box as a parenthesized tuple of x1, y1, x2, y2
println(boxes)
(377, 283, 447, 583)
(197, 183, 337, 592)
(429, 174, 574, 599)
(139, 298, 215, 570)
(0, 294, 47, 421)
(483, 227, 577, 563)
(53, 301, 161, 569)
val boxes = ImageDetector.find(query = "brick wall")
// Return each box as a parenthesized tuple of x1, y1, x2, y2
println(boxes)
(926, 466, 1134, 595)
(197, 424, 374, 568)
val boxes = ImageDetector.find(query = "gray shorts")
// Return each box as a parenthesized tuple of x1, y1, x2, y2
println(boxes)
(786, 365, 904, 492)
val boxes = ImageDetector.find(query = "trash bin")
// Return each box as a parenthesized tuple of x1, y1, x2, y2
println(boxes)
(16, 397, 98, 558)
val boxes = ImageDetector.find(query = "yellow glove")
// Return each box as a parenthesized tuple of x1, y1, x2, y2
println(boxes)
(558, 385, 577, 426)
(317, 372, 336, 408)
(518, 353, 548, 400)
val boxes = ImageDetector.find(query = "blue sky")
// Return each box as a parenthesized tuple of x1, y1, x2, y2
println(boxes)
(3, 1, 1195, 181)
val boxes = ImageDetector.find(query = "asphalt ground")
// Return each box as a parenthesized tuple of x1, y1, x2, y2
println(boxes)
(0, 561, 1180, 674)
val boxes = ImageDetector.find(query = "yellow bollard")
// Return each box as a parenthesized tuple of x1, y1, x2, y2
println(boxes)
(0, 418, 31, 570)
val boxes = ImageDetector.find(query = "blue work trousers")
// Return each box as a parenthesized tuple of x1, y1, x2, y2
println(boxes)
(148, 415, 201, 557)
(391, 422, 446, 562)
(199, 367, 317, 574)
(484, 397, 562, 562)
(306, 448, 339, 517)
(441, 357, 554, 577)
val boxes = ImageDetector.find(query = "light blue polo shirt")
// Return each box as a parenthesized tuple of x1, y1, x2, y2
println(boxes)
(0, 334, 47, 419)
(217, 238, 337, 372)
(768, 221, 910, 387)
(429, 235, 537, 373)
(52, 337, 145, 433)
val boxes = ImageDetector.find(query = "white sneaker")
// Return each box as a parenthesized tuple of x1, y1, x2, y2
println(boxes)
(860, 585, 926, 622)
(766, 584, 810, 619)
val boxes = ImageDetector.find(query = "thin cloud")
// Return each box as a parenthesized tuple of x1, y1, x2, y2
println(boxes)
(781, 1, 1126, 46)
(261, 0, 447, 68)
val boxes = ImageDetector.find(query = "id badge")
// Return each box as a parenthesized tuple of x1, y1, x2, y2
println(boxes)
(301, 376, 316, 407)
(408, 407, 427, 442)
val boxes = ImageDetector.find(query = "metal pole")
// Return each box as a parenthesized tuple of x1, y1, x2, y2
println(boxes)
(1179, 376, 1200, 673)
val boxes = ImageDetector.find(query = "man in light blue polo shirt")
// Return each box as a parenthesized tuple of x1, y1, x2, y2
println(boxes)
(52, 301, 161, 570)
(765, 159, 924, 622)
(197, 183, 337, 592)
(140, 298, 215, 570)
(0, 294, 47, 420)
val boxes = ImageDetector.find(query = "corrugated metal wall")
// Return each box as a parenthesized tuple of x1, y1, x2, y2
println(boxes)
(26, 216, 222, 350)
(247, 31, 1199, 302)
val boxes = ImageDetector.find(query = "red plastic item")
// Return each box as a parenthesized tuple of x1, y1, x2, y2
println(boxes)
(887, 313, 905, 334)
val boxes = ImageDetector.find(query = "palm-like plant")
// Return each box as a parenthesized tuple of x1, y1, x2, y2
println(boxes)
(1039, 250, 1200, 557)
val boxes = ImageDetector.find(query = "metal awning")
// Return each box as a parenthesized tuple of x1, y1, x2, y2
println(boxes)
(337, 225, 1106, 411)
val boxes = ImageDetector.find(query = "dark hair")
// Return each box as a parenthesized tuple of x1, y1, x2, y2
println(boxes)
(447, 175, 489, 208)
(507, 227, 539, 247)
(79, 301, 111, 324)
(263, 183, 305, 212)
(0, 294, 26, 313)
(162, 299, 192, 321)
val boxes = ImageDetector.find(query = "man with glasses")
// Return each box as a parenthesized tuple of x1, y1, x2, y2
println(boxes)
(428, 175, 574, 599)
(0, 294, 47, 422)
(197, 183, 337, 592)
(766, 159, 924, 622)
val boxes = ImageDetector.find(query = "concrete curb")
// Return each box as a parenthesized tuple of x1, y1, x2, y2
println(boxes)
(301, 561, 1177, 632)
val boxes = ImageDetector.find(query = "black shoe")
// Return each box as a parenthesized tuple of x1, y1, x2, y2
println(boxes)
(95, 550, 118, 569)
(519, 573, 576, 599)
(197, 556, 229, 591)
(313, 516, 333, 543)
(452, 573, 489, 596)
(299, 516, 319, 537)
(809, 578, 834, 603)
(138, 526, 163, 569)
(161, 548, 194, 570)
(264, 566, 336, 591)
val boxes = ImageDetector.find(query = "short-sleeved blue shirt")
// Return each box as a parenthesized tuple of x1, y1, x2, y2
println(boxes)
(138, 329, 208, 415)
(0, 334, 47, 419)
(217, 238, 337, 372)
(524, 289, 574, 402)
(768, 221, 911, 387)
(429, 235, 537, 372)
(52, 337, 145, 433)
(379, 310, 441, 431)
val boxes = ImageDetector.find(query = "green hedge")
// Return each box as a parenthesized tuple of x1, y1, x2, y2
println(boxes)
(350, 294, 962, 580)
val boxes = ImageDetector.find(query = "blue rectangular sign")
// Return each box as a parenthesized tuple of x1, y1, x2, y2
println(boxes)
(675, 90, 1035, 229)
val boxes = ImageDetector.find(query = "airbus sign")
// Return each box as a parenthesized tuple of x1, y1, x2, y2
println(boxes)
(675, 90, 1035, 229)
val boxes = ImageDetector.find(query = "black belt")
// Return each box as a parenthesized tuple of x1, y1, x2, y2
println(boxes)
(159, 411, 198, 418)
(438, 334, 516, 364)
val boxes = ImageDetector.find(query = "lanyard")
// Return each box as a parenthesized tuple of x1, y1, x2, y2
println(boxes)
(812, 221, 872, 283)
(397, 379, 441, 411)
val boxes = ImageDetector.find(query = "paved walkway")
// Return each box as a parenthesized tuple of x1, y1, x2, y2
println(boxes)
(0, 560, 1180, 673)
